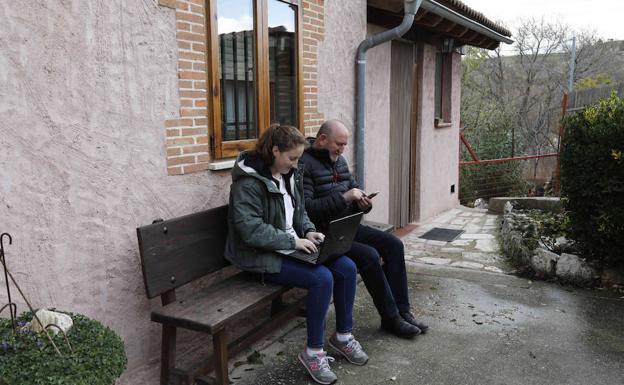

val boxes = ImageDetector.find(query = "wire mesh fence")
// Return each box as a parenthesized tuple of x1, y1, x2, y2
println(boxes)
(459, 155, 559, 206)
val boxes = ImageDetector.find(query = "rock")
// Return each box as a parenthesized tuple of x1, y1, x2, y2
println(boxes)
(418, 257, 452, 265)
(489, 197, 562, 214)
(451, 261, 484, 270)
(531, 248, 559, 276)
(30, 309, 73, 335)
(474, 198, 488, 209)
(503, 201, 514, 214)
(555, 253, 595, 285)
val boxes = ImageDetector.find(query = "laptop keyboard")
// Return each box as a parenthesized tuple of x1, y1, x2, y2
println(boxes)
(295, 251, 319, 263)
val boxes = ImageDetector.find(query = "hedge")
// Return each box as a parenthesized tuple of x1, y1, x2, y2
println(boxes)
(560, 91, 624, 267)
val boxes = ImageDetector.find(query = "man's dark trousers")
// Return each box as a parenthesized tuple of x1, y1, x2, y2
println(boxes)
(346, 224, 410, 319)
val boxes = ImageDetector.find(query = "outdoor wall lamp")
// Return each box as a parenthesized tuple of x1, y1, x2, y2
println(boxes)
(442, 37, 454, 53)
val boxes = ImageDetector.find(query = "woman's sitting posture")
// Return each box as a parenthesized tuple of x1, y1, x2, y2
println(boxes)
(225, 124, 369, 384)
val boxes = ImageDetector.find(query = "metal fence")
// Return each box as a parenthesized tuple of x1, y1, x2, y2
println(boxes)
(459, 155, 558, 205)
(566, 83, 624, 114)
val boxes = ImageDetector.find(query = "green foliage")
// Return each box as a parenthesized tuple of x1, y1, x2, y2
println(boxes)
(524, 209, 573, 253)
(574, 73, 613, 91)
(561, 92, 624, 267)
(0, 311, 126, 385)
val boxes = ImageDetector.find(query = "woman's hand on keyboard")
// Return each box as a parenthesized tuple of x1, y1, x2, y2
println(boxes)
(295, 238, 318, 254)
(305, 231, 325, 246)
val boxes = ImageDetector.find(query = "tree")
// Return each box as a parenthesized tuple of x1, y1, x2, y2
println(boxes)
(460, 18, 623, 201)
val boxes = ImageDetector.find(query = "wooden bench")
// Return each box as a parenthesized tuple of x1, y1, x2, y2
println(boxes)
(137, 205, 303, 385)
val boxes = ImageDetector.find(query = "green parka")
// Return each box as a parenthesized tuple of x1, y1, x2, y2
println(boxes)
(224, 151, 316, 273)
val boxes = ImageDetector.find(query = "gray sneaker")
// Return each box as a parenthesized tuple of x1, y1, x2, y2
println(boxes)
(297, 350, 337, 385)
(328, 333, 369, 366)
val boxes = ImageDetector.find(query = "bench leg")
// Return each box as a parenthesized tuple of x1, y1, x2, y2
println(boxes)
(161, 325, 177, 385)
(213, 329, 229, 385)
(271, 295, 284, 315)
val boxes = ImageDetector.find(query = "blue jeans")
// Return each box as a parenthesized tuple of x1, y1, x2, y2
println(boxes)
(346, 225, 410, 319)
(264, 255, 356, 348)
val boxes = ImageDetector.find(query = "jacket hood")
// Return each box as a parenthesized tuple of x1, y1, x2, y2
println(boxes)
(232, 151, 297, 194)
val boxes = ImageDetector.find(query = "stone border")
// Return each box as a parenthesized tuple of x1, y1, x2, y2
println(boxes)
(498, 199, 598, 286)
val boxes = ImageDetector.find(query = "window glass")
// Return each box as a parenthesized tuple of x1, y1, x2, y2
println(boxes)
(434, 52, 443, 120)
(217, 0, 257, 141)
(268, 0, 297, 126)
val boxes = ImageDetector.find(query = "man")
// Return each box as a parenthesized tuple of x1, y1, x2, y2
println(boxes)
(300, 119, 429, 338)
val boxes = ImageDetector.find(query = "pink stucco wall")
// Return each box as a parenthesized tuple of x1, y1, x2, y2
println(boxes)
(0, 0, 230, 373)
(317, 2, 392, 223)
(414, 45, 461, 222)
(362, 25, 392, 224)
(317, 0, 366, 144)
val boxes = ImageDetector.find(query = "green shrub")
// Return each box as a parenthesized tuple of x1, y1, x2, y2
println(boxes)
(561, 91, 624, 267)
(524, 209, 574, 254)
(0, 310, 126, 385)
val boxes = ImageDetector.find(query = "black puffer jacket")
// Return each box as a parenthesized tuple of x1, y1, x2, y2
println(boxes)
(300, 144, 363, 231)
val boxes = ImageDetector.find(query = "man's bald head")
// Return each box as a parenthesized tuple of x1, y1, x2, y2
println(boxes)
(317, 119, 349, 140)
(314, 119, 350, 161)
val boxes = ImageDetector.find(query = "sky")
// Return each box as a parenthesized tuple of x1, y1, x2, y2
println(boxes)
(463, 0, 624, 52)
(217, 0, 295, 34)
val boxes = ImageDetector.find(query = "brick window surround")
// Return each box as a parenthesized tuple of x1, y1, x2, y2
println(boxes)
(159, 0, 325, 175)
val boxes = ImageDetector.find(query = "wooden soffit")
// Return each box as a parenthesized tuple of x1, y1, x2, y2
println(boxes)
(367, 0, 512, 50)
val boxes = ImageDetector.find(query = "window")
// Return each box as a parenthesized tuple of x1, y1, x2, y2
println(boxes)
(208, 0, 303, 159)
(434, 51, 452, 127)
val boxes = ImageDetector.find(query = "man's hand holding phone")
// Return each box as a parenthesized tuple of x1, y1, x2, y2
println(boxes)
(356, 191, 378, 211)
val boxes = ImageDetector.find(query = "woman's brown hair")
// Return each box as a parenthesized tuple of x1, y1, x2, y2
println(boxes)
(252, 124, 308, 165)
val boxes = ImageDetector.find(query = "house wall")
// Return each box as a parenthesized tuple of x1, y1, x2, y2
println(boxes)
(415, 45, 461, 222)
(317, 0, 365, 151)
(0, 0, 464, 380)
(362, 25, 392, 223)
(0, 0, 235, 373)
(317, 2, 391, 223)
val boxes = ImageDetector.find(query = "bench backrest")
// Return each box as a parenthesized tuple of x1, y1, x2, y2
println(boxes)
(137, 205, 229, 299)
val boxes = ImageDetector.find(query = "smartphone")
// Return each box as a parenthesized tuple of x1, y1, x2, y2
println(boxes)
(366, 191, 379, 199)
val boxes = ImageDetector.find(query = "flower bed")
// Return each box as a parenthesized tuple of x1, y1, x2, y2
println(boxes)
(0, 310, 126, 385)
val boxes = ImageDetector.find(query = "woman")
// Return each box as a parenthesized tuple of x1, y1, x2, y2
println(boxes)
(225, 124, 368, 385)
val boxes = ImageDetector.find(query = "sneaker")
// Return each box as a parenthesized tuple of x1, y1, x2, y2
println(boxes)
(328, 333, 369, 365)
(400, 311, 429, 333)
(297, 350, 337, 385)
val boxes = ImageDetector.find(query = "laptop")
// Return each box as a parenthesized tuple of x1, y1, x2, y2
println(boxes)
(276, 212, 363, 265)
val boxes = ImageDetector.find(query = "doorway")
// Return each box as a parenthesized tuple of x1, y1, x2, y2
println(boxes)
(389, 40, 419, 227)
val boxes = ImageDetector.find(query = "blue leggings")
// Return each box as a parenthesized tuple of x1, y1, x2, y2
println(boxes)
(264, 255, 357, 348)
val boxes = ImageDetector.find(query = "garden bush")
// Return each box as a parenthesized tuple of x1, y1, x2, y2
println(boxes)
(561, 91, 624, 267)
(0, 310, 126, 385)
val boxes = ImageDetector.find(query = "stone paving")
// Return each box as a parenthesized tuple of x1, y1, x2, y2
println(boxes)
(402, 206, 509, 274)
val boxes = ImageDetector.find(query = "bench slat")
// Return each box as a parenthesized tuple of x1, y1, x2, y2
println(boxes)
(151, 274, 287, 334)
(137, 205, 229, 298)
